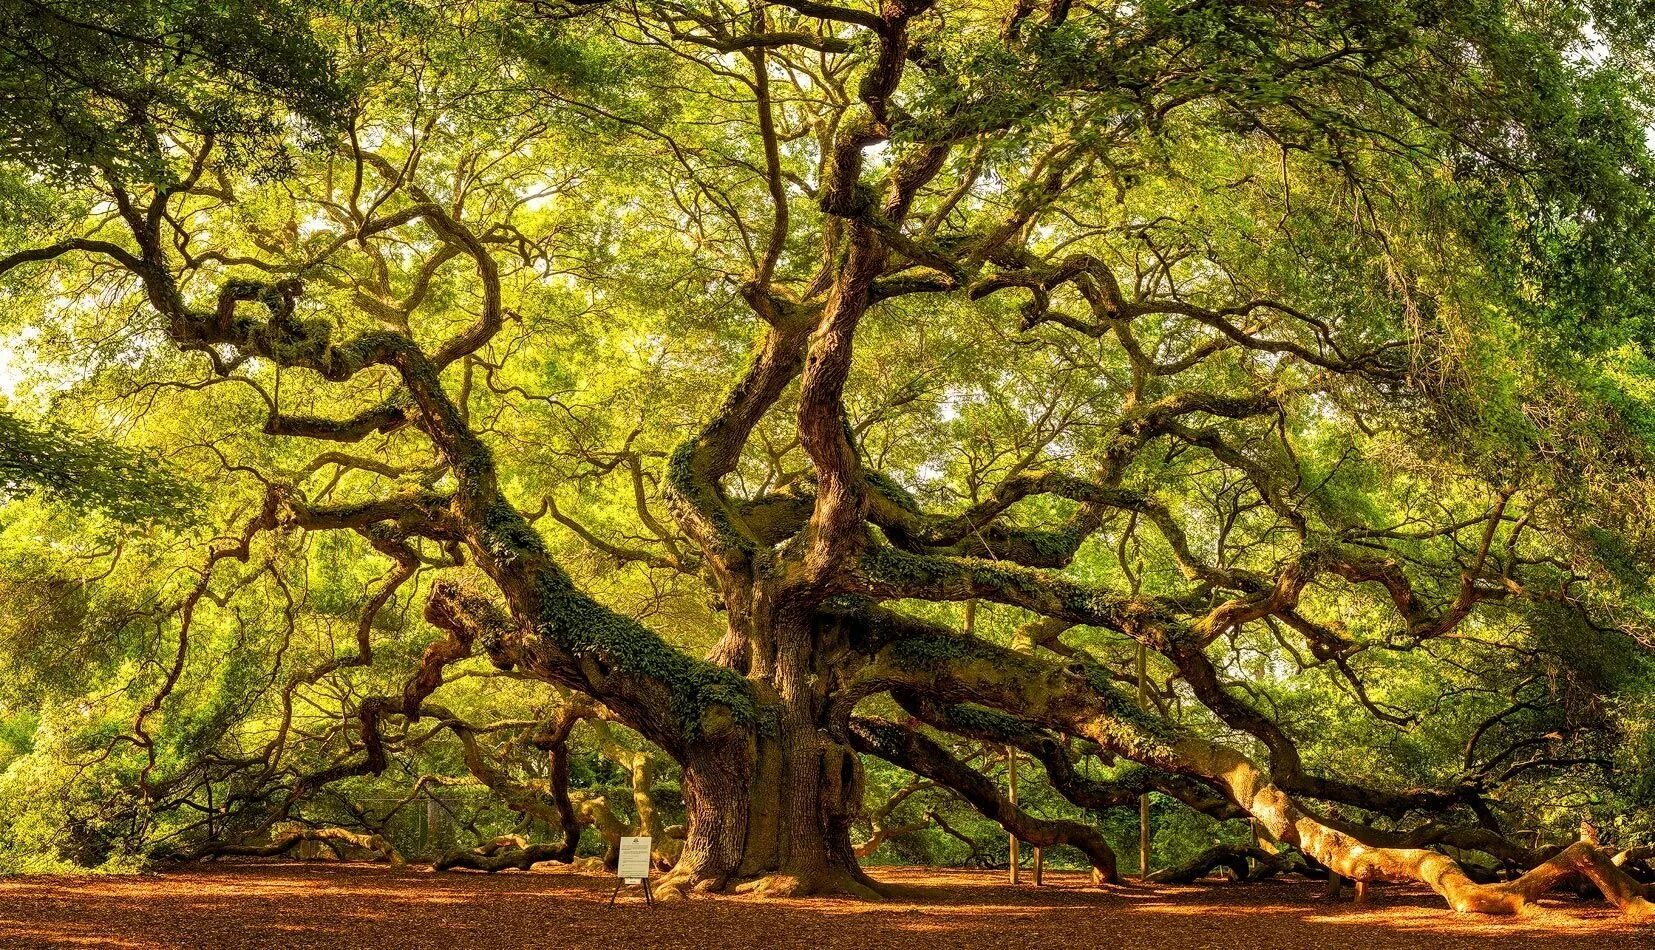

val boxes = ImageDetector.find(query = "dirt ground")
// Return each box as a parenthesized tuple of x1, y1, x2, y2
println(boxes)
(1, 862, 1649, 949)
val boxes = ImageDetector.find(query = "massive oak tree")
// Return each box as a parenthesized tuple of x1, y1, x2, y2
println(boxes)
(3, 0, 1655, 918)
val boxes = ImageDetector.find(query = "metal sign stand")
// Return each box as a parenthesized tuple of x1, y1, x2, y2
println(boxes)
(609, 876, 655, 906)
(609, 836, 656, 907)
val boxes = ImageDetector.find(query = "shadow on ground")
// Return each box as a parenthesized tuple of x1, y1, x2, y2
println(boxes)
(1, 862, 1647, 949)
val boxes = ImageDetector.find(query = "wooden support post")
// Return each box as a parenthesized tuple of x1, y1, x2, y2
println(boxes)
(1138, 794, 1150, 881)
(1248, 818, 1260, 876)
(1136, 643, 1151, 882)
(1006, 744, 1019, 884)
(1089, 734, 1102, 887)
(426, 794, 452, 857)
(1033, 847, 1044, 886)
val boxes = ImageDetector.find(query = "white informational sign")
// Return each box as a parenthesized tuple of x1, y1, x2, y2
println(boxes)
(617, 836, 652, 884)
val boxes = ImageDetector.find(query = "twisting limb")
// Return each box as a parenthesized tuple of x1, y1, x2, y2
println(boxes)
(1148, 844, 1322, 884)
(853, 773, 936, 858)
(849, 608, 1655, 916)
(893, 693, 1241, 820)
(436, 840, 572, 873)
(849, 716, 1118, 880)
(197, 827, 403, 864)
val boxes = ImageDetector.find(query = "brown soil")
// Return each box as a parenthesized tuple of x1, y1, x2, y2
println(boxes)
(0, 862, 1648, 949)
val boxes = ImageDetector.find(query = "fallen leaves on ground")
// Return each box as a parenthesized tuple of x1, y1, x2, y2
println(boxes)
(0, 862, 1647, 949)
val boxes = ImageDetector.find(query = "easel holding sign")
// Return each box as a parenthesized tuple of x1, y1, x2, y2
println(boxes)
(609, 836, 655, 906)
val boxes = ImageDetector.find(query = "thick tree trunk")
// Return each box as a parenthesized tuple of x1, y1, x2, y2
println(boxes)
(660, 725, 754, 895)
(663, 716, 873, 898)
(662, 608, 879, 898)
(732, 726, 875, 896)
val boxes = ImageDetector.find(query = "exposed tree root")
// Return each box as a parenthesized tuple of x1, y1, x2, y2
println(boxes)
(650, 869, 715, 902)
(734, 869, 890, 900)
(653, 863, 893, 902)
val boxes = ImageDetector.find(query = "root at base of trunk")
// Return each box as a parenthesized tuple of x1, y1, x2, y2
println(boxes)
(734, 869, 889, 899)
(653, 866, 891, 901)
(650, 876, 706, 901)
